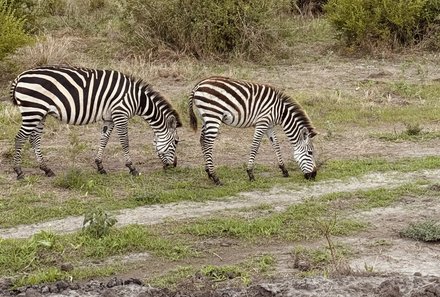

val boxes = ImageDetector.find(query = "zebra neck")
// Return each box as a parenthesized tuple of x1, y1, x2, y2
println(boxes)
(280, 105, 306, 145)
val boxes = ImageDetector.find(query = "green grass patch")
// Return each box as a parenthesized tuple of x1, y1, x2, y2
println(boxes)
(0, 225, 193, 285)
(319, 183, 429, 210)
(149, 254, 275, 288)
(301, 82, 440, 130)
(399, 220, 440, 242)
(179, 200, 366, 241)
(14, 265, 121, 288)
(2, 156, 440, 228)
(178, 182, 439, 241)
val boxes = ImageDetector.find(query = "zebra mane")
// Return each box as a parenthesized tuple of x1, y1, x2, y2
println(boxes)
(138, 81, 182, 127)
(278, 91, 316, 135)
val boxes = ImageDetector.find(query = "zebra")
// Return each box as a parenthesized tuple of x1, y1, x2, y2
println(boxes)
(10, 65, 182, 179)
(188, 76, 317, 185)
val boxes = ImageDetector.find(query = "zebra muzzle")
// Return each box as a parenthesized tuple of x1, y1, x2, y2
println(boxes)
(304, 170, 317, 180)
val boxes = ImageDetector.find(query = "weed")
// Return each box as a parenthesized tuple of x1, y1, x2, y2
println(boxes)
(82, 209, 117, 238)
(399, 220, 440, 242)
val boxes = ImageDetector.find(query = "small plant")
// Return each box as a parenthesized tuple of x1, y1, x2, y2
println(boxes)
(399, 220, 440, 242)
(82, 209, 117, 238)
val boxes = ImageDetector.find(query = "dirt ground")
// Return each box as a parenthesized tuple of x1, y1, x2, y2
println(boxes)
(1, 54, 440, 296)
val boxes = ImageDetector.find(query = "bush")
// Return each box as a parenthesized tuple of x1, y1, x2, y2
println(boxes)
(122, 0, 280, 59)
(325, 0, 440, 49)
(0, 0, 33, 60)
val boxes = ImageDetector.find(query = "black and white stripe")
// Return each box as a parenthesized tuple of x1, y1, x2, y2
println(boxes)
(188, 76, 317, 185)
(11, 65, 182, 179)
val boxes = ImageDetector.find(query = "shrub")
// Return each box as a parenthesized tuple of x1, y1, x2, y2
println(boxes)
(325, 0, 440, 49)
(0, 0, 33, 60)
(122, 0, 280, 59)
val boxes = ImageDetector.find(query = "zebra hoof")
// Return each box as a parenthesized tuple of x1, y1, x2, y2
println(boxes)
(98, 168, 107, 174)
(246, 169, 255, 182)
(130, 169, 140, 176)
(282, 171, 289, 177)
(16, 173, 25, 180)
(45, 170, 55, 177)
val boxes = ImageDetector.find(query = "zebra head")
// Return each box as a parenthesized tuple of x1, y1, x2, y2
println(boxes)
(153, 115, 180, 168)
(293, 127, 317, 180)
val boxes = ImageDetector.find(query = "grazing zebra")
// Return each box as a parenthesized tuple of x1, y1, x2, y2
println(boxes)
(10, 65, 182, 179)
(188, 76, 317, 185)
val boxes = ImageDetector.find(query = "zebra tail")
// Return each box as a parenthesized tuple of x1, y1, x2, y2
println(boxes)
(188, 92, 198, 132)
(10, 77, 19, 106)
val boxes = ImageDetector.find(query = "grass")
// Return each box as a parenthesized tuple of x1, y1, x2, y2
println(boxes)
(298, 81, 440, 131)
(178, 199, 366, 241)
(176, 181, 438, 241)
(0, 225, 194, 286)
(150, 254, 276, 288)
(1, 156, 440, 228)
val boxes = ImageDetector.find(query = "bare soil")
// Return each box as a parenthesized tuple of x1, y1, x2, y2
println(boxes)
(1, 54, 440, 296)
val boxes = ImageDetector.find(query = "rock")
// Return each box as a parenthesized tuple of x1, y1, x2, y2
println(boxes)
(60, 263, 74, 272)
(56, 281, 70, 292)
(24, 288, 42, 297)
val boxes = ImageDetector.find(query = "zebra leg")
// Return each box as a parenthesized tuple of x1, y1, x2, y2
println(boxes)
(95, 121, 114, 174)
(246, 124, 267, 181)
(114, 118, 139, 176)
(29, 121, 55, 177)
(13, 127, 32, 180)
(200, 122, 222, 185)
(266, 128, 289, 177)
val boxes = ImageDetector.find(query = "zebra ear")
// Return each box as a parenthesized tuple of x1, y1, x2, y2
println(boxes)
(167, 115, 178, 129)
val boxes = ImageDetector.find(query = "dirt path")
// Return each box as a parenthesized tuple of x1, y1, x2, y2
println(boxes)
(1, 168, 438, 240)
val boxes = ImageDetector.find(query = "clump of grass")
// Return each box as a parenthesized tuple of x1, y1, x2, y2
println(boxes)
(404, 123, 422, 136)
(399, 220, 440, 242)
(7, 35, 76, 70)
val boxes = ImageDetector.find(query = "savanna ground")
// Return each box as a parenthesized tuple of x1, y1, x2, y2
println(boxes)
(1, 10, 440, 297)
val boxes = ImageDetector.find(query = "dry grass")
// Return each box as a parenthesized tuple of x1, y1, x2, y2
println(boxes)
(11, 35, 77, 68)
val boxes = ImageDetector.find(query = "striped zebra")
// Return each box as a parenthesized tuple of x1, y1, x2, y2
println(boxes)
(188, 76, 317, 185)
(10, 65, 182, 179)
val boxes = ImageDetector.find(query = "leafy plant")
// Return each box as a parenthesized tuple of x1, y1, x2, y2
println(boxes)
(0, 0, 33, 60)
(399, 220, 440, 242)
(82, 209, 117, 238)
